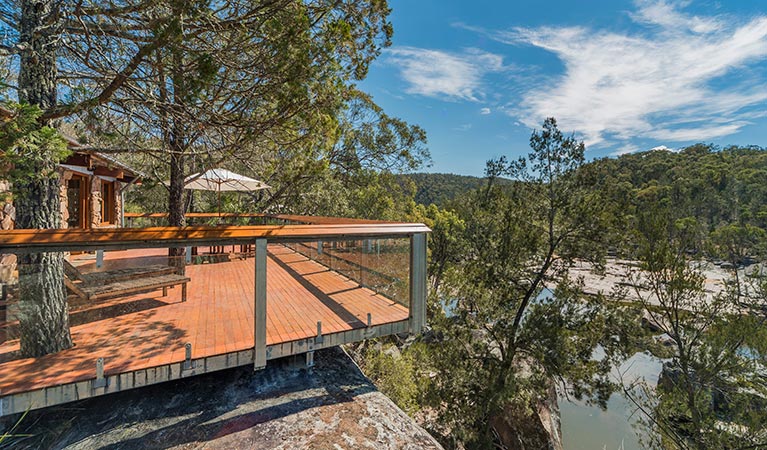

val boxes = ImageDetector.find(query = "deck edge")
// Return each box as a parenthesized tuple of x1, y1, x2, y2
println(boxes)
(0, 319, 409, 417)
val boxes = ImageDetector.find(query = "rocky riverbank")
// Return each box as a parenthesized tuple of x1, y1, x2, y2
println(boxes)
(569, 258, 751, 305)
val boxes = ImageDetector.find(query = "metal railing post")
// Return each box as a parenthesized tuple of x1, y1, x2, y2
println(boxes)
(360, 240, 365, 287)
(409, 233, 427, 334)
(254, 238, 267, 370)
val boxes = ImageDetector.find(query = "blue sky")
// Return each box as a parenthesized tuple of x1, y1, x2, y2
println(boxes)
(359, 0, 767, 176)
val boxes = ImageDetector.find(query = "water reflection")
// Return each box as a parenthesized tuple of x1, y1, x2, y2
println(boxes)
(440, 290, 666, 449)
(560, 351, 663, 450)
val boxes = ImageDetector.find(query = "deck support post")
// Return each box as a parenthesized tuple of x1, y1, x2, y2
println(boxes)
(364, 313, 375, 338)
(0, 284, 6, 345)
(254, 238, 268, 370)
(409, 233, 427, 334)
(183, 343, 194, 370)
(305, 351, 315, 368)
(316, 321, 324, 344)
(94, 357, 107, 388)
(185, 246, 192, 264)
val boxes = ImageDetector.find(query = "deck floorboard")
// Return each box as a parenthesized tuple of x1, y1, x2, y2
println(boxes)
(0, 245, 408, 396)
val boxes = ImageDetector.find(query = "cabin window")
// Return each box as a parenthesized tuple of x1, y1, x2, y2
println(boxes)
(67, 175, 89, 228)
(101, 181, 116, 225)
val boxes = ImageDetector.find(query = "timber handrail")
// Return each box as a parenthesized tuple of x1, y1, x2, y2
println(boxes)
(123, 212, 392, 225)
(0, 223, 431, 253)
(125, 212, 266, 218)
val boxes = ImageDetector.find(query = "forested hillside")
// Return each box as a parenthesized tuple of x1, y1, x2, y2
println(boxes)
(402, 145, 767, 231)
(396, 173, 510, 206)
(585, 144, 767, 231)
(358, 132, 767, 450)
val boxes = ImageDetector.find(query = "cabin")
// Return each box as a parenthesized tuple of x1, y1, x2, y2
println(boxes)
(0, 140, 140, 283)
(0, 137, 140, 233)
(57, 149, 140, 229)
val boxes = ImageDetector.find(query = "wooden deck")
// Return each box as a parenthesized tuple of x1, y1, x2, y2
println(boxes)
(0, 245, 409, 410)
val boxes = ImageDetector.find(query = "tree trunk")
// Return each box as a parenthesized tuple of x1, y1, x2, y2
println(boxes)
(168, 149, 185, 227)
(165, 34, 188, 270)
(19, 0, 57, 110)
(15, 0, 73, 357)
(166, 135, 186, 272)
(167, 33, 186, 230)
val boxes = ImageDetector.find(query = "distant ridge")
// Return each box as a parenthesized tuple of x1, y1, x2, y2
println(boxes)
(397, 172, 509, 206)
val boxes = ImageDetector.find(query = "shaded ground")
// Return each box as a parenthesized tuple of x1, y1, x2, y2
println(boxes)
(0, 347, 442, 450)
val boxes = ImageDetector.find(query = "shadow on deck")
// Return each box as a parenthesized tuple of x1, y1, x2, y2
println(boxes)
(0, 244, 410, 416)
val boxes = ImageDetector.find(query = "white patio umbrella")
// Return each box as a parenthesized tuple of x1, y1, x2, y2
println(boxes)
(184, 168, 270, 216)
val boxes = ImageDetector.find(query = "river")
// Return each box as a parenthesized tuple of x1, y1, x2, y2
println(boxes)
(442, 291, 667, 449)
(560, 351, 663, 450)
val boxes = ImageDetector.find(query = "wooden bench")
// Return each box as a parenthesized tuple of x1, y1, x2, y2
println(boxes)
(64, 260, 190, 303)
(64, 260, 178, 284)
(64, 273, 190, 303)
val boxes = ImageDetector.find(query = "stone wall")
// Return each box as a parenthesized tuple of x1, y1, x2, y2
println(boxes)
(59, 168, 72, 229)
(90, 176, 103, 228)
(115, 182, 123, 227)
(0, 180, 16, 284)
(90, 177, 122, 228)
(59, 169, 122, 229)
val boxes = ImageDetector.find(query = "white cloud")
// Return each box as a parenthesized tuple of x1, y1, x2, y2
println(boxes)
(493, 0, 767, 147)
(630, 0, 723, 33)
(386, 47, 504, 102)
(455, 123, 473, 132)
(480, 107, 491, 115)
(611, 144, 676, 156)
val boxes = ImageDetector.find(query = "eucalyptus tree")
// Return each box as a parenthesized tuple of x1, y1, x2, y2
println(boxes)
(625, 210, 767, 450)
(425, 118, 639, 448)
(254, 90, 429, 214)
(710, 223, 766, 304)
(1, 0, 170, 356)
(0, 0, 394, 356)
(68, 1, 395, 227)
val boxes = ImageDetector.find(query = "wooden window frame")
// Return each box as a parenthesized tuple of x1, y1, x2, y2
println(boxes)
(100, 180, 116, 225)
(67, 174, 90, 229)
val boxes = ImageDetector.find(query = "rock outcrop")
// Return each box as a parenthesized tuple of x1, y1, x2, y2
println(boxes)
(490, 379, 563, 450)
(0, 347, 443, 449)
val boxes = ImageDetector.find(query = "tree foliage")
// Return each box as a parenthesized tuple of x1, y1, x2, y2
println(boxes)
(349, 132, 767, 450)
(585, 144, 767, 235)
(0, 0, 414, 355)
(626, 206, 767, 449)
(418, 118, 639, 448)
(0, 103, 69, 190)
(396, 172, 510, 206)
